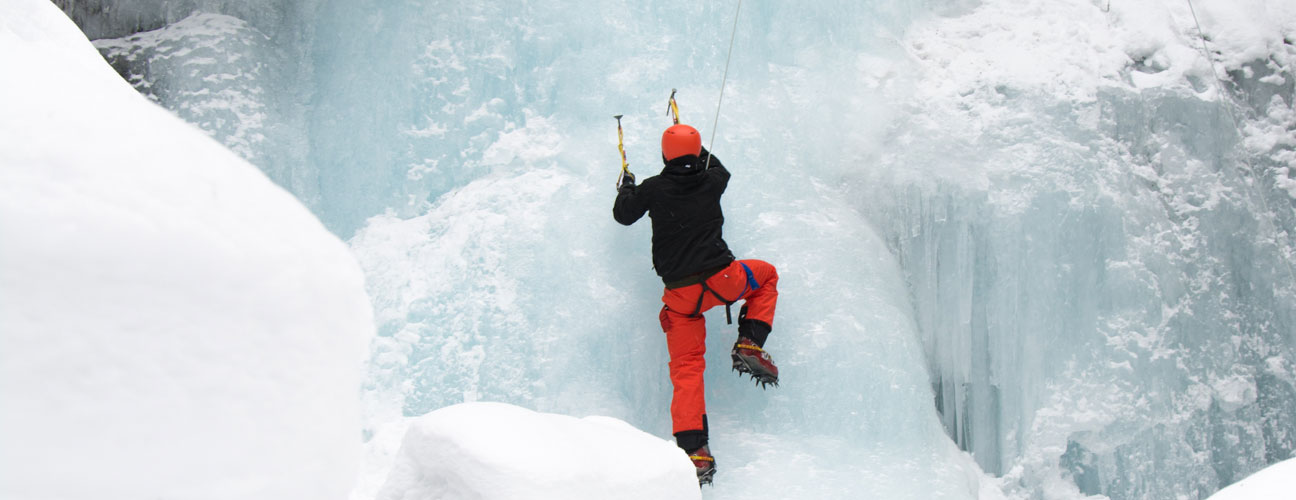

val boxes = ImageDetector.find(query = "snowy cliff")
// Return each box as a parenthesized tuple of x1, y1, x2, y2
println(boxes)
(0, 2, 372, 499)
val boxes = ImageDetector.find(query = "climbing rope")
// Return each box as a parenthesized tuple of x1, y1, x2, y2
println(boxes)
(1182, 0, 1296, 283)
(1185, 0, 1244, 132)
(703, 0, 743, 171)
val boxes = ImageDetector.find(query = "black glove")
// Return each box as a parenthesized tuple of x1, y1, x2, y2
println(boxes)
(617, 170, 636, 191)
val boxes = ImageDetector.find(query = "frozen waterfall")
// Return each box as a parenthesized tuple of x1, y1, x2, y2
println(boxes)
(16, 0, 1296, 498)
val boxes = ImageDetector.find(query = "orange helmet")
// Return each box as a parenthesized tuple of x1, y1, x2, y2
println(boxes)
(661, 124, 702, 161)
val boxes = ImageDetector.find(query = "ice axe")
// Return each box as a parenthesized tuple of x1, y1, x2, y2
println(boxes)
(614, 114, 631, 187)
(666, 89, 680, 125)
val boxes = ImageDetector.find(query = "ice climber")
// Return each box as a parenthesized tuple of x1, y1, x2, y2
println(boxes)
(612, 123, 781, 486)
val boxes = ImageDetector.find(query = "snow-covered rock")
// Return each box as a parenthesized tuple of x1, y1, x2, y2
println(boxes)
(375, 402, 701, 500)
(0, 1, 373, 499)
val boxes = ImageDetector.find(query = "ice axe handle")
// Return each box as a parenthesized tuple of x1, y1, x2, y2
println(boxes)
(667, 89, 679, 125)
(614, 114, 629, 178)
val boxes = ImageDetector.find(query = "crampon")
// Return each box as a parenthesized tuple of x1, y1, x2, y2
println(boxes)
(690, 445, 716, 486)
(731, 337, 779, 388)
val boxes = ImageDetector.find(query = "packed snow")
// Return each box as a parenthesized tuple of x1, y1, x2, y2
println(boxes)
(0, 1, 372, 499)
(1205, 457, 1296, 500)
(24, 0, 1296, 499)
(372, 402, 700, 500)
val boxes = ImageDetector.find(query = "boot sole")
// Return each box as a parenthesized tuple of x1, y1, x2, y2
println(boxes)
(732, 353, 779, 388)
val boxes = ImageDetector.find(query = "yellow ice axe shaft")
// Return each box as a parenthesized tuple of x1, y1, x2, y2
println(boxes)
(614, 114, 629, 178)
(667, 88, 680, 125)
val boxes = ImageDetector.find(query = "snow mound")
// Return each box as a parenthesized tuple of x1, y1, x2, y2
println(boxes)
(1206, 458, 1296, 500)
(0, 1, 372, 499)
(376, 402, 701, 500)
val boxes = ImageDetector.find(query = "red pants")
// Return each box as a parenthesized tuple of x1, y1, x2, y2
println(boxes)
(658, 259, 779, 435)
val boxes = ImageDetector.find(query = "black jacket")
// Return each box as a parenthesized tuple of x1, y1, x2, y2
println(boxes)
(613, 149, 735, 284)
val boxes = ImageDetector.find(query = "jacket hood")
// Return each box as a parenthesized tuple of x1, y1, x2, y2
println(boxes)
(661, 154, 703, 176)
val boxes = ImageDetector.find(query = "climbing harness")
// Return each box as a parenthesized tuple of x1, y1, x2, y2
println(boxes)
(688, 262, 760, 324)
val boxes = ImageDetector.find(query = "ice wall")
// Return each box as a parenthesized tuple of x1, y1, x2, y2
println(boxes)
(341, 2, 998, 498)
(61, 0, 974, 237)
(60, 0, 322, 212)
(852, 0, 1296, 497)
(345, 117, 990, 499)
